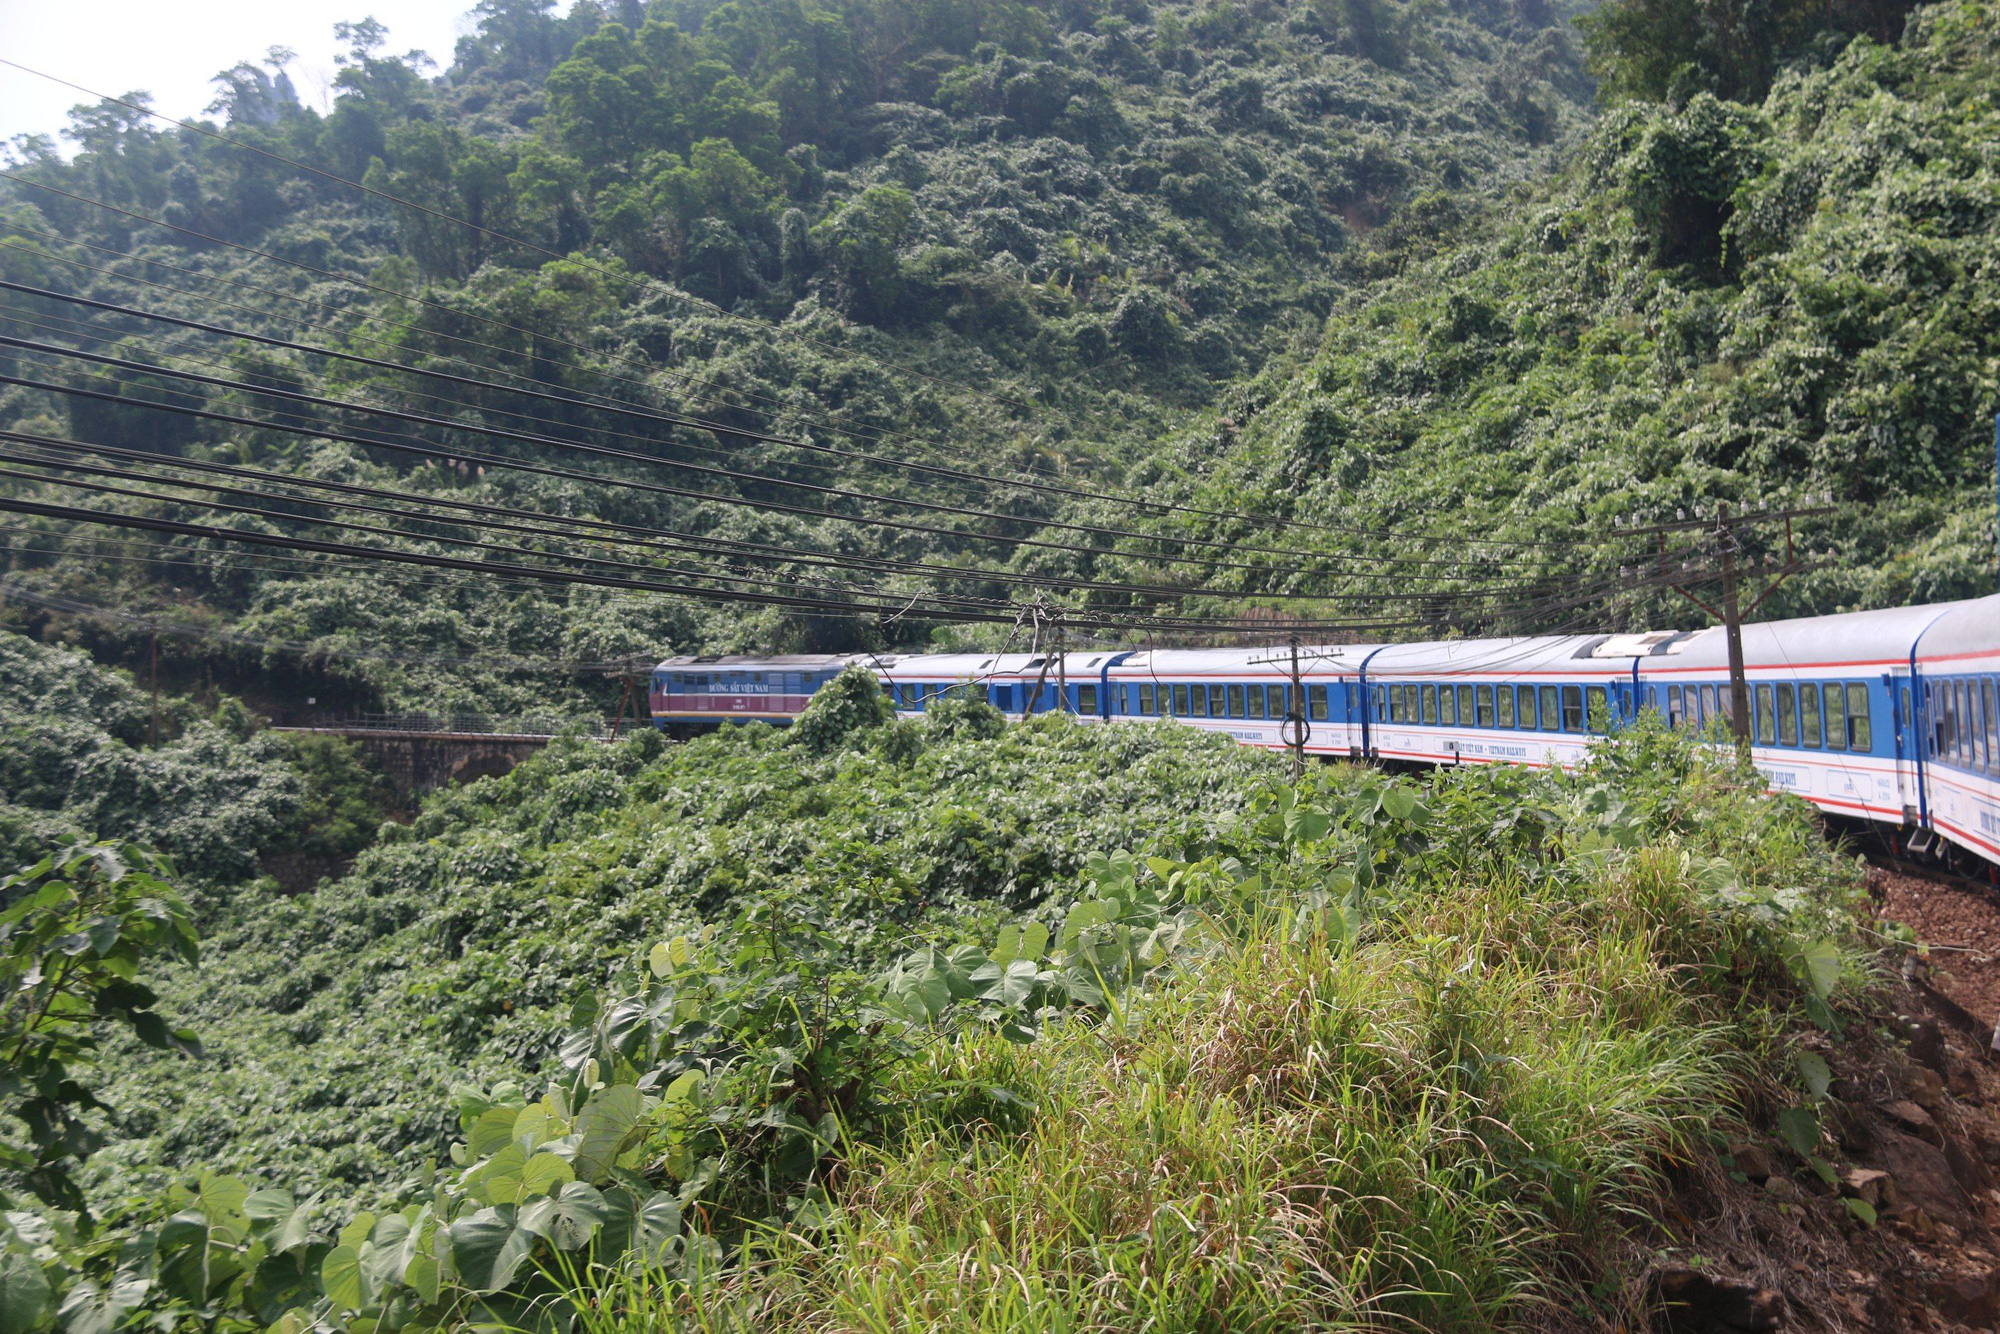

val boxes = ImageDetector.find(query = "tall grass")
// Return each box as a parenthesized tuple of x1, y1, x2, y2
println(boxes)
(559, 730, 1862, 1332)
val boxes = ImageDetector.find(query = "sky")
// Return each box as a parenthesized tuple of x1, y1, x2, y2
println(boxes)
(0, 0, 478, 152)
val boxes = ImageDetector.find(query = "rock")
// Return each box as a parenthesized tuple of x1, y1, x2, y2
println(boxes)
(1884, 1098, 1938, 1137)
(1653, 1268, 1786, 1332)
(1873, 1127, 1974, 1228)
(1924, 1269, 2000, 1325)
(1901, 1014, 1950, 1075)
(1728, 1143, 1775, 1184)
(1904, 1064, 1948, 1111)
(1946, 1135, 1995, 1194)
(1763, 1175, 1805, 1204)
(1841, 1167, 1892, 1207)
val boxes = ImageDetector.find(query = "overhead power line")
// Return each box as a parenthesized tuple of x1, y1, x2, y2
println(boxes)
(0, 430, 1532, 607)
(0, 173, 1627, 557)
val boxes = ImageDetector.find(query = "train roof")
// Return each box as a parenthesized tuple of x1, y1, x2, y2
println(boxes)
(1650, 595, 2000, 673)
(653, 654, 857, 671)
(1109, 646, 1380, 676)
(1357, 634, 1658, 680)
(883, 650, 1135, 680)
(1914, 594, 2000, 664)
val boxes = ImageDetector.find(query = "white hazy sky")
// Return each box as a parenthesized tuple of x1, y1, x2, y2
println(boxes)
(1, 1, 479, 151)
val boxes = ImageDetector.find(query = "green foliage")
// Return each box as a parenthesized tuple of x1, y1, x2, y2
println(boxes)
(0, 841, 198, 1217)
(86, 711, 1277, 1210)
(1165, 1, 2000, 623)
(1579, 0, 1923, 103)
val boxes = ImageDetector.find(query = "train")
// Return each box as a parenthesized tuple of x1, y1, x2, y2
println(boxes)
(650, 593, 2000, 871)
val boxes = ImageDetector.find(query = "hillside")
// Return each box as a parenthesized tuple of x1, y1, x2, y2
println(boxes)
(1134, 0, 2000, 621)
(0, 0, 1594, 717)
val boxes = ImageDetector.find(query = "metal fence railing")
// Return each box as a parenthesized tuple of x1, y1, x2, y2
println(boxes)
(298, 713, 625, 739)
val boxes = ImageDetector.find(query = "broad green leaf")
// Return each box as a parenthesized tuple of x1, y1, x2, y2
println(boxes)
(647, 942, 672, 978)
(0, 1248, 52, 1334)
(242, 1188, 295, 1223)
(573, 1084, 645, 1182)
(155, 1210, 212, 1306)
(403, 1252, 440, 1306)
(912, 964, 950, 1018)
(1796, 1051, 1833, 1101)
(337, 1213, 377, 1252)
(320, 1244, 365, 1311)
(271, 1198, 320, 1255)
(545, 1183, 611, 1250)
(668, 936, 692, 970)
(519, 1152, 575, 1198)
(450, 1208, 536, 1294)
(196, 1172, 249, 1224)
(1382, 788, 1418, 821)
(661, 1070, 702, 1107)
(468, 1106, 522, 1160)
(992, 925, 1021, 968)
(1019, 921, 1049, 961)
(600, 1188, 680, 1264)
(1775, 1104, 1820, 1159)
(1844, 1197, 1878, 1226)
(1799, 939, 1842, 1000)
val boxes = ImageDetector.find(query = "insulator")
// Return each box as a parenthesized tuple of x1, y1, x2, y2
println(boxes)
(1676, 508, 1686, 521)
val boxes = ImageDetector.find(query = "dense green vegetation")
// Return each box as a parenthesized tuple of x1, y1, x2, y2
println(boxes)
(86, 674, 1279, 1205)
(0, 630, 390, 885)
(2, 0, 1994, 1326)
(0, 0, 1597, 716)
(1135, 0, 2000, 622)
(4, 686, 1871, 1330)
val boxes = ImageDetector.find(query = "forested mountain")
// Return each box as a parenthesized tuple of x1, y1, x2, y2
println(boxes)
(0, 0, 1597, 716)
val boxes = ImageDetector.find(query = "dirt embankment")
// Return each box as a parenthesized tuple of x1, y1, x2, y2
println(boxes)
(1641, 868, 2000, 1333)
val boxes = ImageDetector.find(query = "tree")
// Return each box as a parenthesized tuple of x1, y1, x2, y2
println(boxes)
(0, 841, 199, 1216)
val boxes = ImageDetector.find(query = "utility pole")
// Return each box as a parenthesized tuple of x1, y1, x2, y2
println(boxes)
(1644, 502, 1827, 763)
(1055, 617, 1069, 713)
(148, 630, 159, 747)
(1287, 635, 1306, 782)
(1717, 504, 1751, 757)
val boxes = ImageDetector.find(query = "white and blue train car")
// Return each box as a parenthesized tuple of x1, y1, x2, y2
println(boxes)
(1103, 646, 1374, 753)
(648, 593, 1999, 869)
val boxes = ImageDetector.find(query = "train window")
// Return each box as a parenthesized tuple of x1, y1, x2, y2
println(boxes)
(1226, 684, 1245, 718)
(882, 682, 896, 701)
(1586, 685, 1608, 733)
(1495, 685, 1514, 728)
(1078, 684, 1098, 714)
(1389, 687, 1405, 723)
(1171, 684, 1188, 716)
(1247, 685, 1266, 720)
(1475, 685, 1494, 727)
(1534, 685, 1556, 731)
(1962, 681, 1977, 766)
(1139, 684, 1156, 715)
(1189, 685, 1208, 717)
(1437, 686, 1455, 726)
(1310, 685, 1330, 721)
(1374, 686, 1386, 721)
(1976, 684, 1992, 776)
(1753, 684, 1774, 745)
(1822, 684, 1846, 751)
(1776, 685, 1798, 747)
(1667, 685, 1684, 727)
(1455, 684, 1473, 726)
(1800, 686, 1822, 748)
(1846, 684, 1871, 752)
(1560, 685, 1583, 732)
(1344, 684, 1357, 715)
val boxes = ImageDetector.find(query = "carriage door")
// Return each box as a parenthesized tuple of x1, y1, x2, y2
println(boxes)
(1889, 672, 1919, 824)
